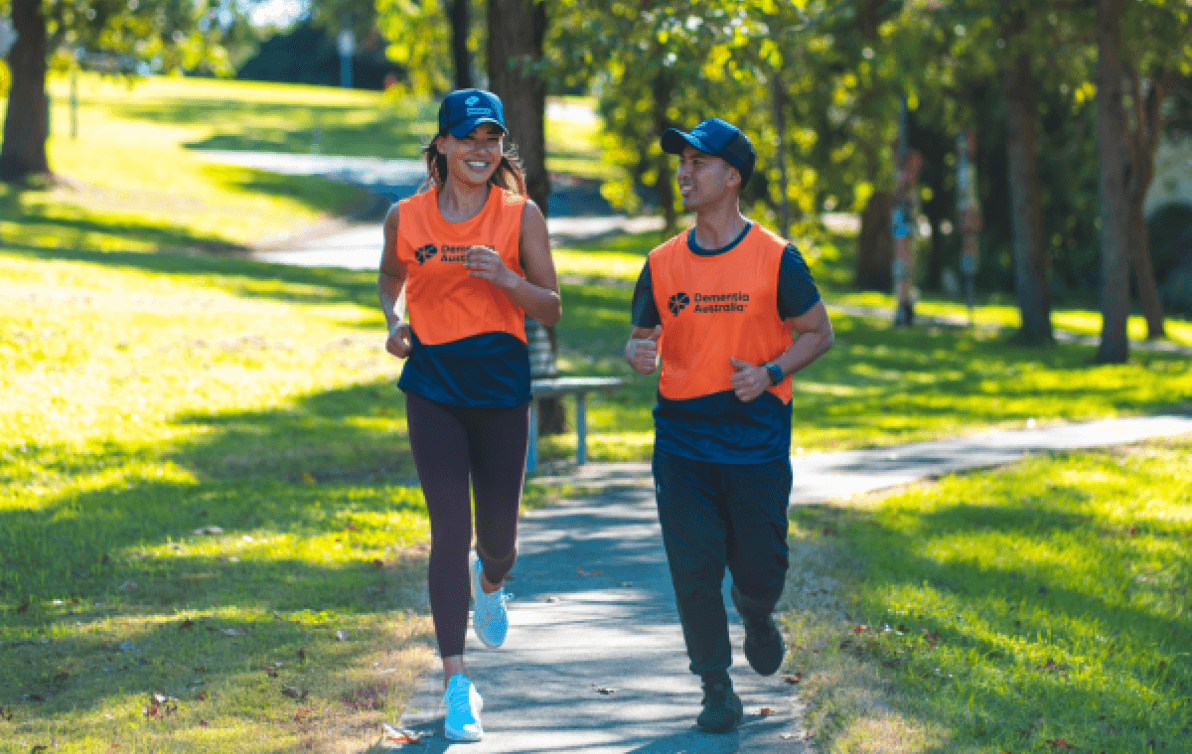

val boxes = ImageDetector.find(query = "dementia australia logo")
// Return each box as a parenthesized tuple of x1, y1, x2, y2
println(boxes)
(466, 95, 480, 105)
(668, 292, 690, 315)
(691, 291, 750, 314)
(414, 244, 437, 264)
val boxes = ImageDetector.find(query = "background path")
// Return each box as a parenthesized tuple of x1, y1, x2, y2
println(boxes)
(195, 151, 664, 270)
(381, 414, 1192, 752)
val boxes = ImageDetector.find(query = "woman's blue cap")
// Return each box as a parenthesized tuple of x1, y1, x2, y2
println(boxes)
(661, 118, 755, 183)
(438, 89, 507, 138)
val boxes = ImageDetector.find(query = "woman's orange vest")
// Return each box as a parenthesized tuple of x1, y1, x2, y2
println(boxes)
(649, 224, 794, 403)
(396, 187, 527, 346)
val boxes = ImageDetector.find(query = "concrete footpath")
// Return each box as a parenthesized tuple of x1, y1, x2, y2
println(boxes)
(381, 414, 1192, 752)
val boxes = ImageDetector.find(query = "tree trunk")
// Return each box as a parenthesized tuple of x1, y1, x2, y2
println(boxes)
(852, 0, 891, 291)
(856, 190, 894, 291)
(771, 73, 789, 239)
(487, 0, 564, 434)
(1123, 66, 1176, 340)
(447, 0, 473, 90)
(1129, 198, 1165, 338)
(1, 0, 51, 182)
(652, 71, 677, 236)
(1003, 47, 1053, 344)
(1095, 0, 1130, 363)
(486, 0, 548, 213)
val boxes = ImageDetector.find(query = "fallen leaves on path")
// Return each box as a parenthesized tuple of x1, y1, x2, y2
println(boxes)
(781, 673, 802, 684)
(758, 707, 775, 716)
(382, 722, 423, 745)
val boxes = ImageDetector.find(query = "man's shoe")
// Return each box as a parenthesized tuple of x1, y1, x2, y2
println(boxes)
(697, 677, 743, 733)
(731, 586, 785, 676)
(443, 673, 483, 741)
(470, 553, 510, 648)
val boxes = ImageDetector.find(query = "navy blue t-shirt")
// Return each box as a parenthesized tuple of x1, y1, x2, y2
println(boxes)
(631, 225, 822, 464)
(398, 330, 532, 408)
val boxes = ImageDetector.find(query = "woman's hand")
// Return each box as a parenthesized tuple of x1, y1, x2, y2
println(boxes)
(465, 246, 519, 290)
(386, 321, 413, 358)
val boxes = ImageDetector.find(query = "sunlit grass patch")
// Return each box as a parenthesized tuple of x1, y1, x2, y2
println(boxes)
(0, 249, 437, 752)
(782, 436, 1192, 753)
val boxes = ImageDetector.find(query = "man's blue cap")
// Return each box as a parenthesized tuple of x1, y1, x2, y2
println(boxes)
(661, 118, 755, 184)
(438, 89, 506, 139)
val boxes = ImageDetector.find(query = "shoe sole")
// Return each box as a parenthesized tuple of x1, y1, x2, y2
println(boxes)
(444, 728, 482, 742)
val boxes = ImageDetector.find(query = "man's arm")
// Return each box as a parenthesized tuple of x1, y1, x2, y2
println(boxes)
(729, 301, 834, 402)
(625, 261, 663, 375)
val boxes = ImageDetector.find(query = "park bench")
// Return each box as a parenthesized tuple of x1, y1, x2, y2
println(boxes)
(525, 319, 627, 473)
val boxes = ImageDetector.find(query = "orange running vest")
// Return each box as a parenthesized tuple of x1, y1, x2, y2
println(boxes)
(396, 187, 527, 346)
(649, 225, 794, 403)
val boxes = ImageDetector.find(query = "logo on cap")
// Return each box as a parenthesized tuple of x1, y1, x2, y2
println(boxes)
(668, 292, 690, 316)
(414, 244, 438, 264)
(466, 95, 479, 105)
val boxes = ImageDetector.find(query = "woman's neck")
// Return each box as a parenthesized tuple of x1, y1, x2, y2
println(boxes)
(437, 180, 492, 223)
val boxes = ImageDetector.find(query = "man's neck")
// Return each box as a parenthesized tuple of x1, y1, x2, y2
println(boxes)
(691, 201, 748, 251)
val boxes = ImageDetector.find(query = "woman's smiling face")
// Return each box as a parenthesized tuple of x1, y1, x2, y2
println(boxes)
(437, 123, 505, 187)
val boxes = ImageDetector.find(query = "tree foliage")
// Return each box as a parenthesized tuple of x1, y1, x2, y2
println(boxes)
(1, 0, 234, 181)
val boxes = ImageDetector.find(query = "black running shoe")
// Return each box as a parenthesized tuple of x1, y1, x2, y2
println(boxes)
(731, 586, 785, 676)
(697, 678, 743, 733)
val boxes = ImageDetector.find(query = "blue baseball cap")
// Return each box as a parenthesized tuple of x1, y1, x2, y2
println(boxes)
(438, 89, 507, 139)
(661, 118, 755, 183)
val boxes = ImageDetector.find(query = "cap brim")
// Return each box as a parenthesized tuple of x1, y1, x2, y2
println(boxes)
(660, 128, 716, 157)
(448, 117, 507, 139)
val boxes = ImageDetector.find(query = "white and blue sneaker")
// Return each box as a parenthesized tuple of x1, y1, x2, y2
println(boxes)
(470, 553, 510, 648)
(443, 673, 483, 741)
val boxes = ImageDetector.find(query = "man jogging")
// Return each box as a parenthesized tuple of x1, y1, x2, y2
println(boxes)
(625, 118, 833, 734)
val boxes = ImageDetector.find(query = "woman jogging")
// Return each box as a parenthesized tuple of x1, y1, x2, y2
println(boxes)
(377, 88, 561, 742)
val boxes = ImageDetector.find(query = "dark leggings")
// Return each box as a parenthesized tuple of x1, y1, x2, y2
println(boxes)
(405, 391, 529, 658)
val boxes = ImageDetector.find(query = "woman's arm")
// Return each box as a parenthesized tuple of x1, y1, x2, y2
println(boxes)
(463, 200, 562, 326)
(377, 204, 412, 358)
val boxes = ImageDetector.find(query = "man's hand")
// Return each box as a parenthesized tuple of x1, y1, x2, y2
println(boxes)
(386, 321, 413, 359)
(465, 245, 519, 290)
(626, 325, 662, 375)
(729, 356, 768, 402)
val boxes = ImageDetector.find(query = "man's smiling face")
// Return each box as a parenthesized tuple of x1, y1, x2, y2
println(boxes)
(676, 145, 739, 212)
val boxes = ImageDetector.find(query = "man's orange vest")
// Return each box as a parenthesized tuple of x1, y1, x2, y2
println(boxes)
(396, 188, 527, 346)
(649, 225, 794, 403)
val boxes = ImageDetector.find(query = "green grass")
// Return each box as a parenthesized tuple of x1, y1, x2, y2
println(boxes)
(782, 435, 1192, 753)
(540, 229, 1192, 461)
(0, 248, 439, 752)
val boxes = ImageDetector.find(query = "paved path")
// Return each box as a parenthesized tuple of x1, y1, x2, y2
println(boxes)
(194, 151, 665, 270)
(381, 414, 1192, 752)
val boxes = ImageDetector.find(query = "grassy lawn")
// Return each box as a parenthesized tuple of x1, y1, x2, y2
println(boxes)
(540, 230, 1192, 462)
(782, 435, 1192, 753)
(0, 249, 441, 752)
(5, 74, 1192, 752)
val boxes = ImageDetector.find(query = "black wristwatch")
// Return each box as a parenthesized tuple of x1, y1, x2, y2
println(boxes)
(764, 362, 784, 386)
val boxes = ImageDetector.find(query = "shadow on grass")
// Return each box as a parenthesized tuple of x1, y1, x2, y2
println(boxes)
(789, 462, 1192, 752)
(0, 378, 432, 729)
(4, 244, 382, 311)
(2, 205, 243, 255)
(100, 99, 433, 159)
